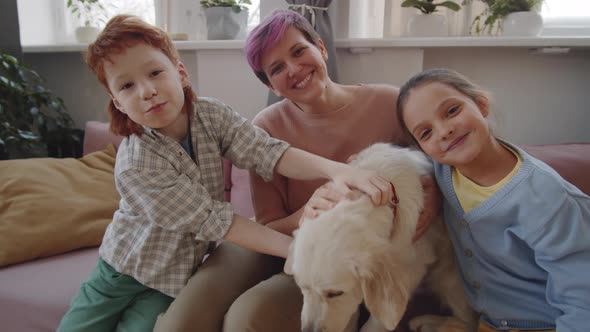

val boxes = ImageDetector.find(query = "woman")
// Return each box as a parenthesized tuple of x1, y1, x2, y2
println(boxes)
(153, 10, 441, 332)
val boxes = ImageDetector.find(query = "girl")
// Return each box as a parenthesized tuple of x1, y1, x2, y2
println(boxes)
(57, 14, 394, 332)
(396, 68, 590, 332)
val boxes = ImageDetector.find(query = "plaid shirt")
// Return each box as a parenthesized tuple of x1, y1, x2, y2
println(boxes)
(99, 97, 289, 297)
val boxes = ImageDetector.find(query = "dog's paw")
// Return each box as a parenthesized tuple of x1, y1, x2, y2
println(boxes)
(409, 315, 469, 332)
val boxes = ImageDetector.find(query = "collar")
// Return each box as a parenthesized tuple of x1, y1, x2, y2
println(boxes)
(389, 182, 399, 217)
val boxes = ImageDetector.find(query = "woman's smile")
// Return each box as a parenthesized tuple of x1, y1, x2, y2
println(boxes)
(293, 72, 313, 89)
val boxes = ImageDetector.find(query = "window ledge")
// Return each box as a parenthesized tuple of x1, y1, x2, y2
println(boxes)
(22, 36, 590, 53)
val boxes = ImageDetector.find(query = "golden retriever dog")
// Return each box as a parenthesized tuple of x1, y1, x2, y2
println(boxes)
(284, 143, 477, 332)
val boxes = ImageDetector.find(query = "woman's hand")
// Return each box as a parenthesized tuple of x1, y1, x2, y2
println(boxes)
(300, 183, 346, 226)
(412, 175, 442, 242)
(330, 165, 393, 207)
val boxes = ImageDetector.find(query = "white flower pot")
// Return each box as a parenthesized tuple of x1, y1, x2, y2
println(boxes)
(502, 11, 543, 37)
(75, 26, 100, 43)
(204, 7, 248, 40)
(406, 13, 448, 37)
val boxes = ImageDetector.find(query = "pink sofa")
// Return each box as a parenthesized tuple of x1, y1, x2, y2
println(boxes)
(0, 121, 588, 332)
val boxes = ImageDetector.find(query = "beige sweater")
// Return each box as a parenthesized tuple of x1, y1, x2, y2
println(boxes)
(250, 84, 407, 225)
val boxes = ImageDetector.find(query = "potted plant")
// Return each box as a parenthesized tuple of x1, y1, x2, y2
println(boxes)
(401, 0, 462, 37)
(464, 0, 544, 36)
(0, 51, 79, 160)
(66, 0, 109, 43)
(200, 0, 251, 40)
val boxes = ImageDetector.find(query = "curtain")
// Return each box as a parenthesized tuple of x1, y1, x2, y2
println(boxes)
(2, 0, 22, 60)
(267, 0, 338, 105)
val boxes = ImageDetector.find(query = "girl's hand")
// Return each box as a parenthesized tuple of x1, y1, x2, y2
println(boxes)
(330, 165, 393, 207)
(412, 175, 442, 242)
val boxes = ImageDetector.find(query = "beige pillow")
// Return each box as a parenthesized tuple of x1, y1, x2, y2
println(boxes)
(0, 145, 120, 267)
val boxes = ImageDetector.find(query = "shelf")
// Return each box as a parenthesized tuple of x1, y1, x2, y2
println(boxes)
(22, 36, 590, 53)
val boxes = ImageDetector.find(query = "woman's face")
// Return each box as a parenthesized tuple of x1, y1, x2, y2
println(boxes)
(260, 26, 330, 104)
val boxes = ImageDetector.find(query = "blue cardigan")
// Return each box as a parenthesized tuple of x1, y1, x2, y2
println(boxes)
(434, 142, 590, 332)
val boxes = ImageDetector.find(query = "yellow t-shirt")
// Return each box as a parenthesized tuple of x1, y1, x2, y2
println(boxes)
(452, 145, 523, 213)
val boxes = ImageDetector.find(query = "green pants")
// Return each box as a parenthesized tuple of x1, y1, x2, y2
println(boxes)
(57, 258, 173, 332)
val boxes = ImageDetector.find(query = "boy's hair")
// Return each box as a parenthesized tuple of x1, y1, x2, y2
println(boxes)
(244, 9, 321, 86)
(86, 14, 196, 137)
(396, 68, 490, 147)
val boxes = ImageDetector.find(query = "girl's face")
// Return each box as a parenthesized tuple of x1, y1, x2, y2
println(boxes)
(402, 82, 491, 167)
(104, 43, 189, 137)
(260, 26, 329, 104)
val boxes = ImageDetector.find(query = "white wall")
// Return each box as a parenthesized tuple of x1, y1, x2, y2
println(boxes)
(424, 48, 590, 144)
(23, 46, 590, 146)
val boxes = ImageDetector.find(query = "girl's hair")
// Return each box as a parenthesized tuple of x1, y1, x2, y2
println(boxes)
(396, 68, 490, 147)
(85, 14, 196, 137)
(244, 9, 321, 86)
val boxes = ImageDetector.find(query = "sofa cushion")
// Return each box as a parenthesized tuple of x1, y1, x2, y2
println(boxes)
(230, 166, 255, 218)
(0, 247, 99, 332)
(0, 145, 120, 267)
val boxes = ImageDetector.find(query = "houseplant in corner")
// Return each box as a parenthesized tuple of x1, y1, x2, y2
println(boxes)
(67, 0, 109, 43)
(200, 0, 251, 40)
(402, 0, 462, 37)
(0, 51, 79, 160)
(464, 0, 544, 36)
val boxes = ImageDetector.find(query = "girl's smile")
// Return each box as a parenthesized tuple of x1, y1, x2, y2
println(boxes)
(445, 132, 469, 152)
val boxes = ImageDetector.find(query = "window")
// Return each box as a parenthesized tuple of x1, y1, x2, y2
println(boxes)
(541, 0, 590, 36)
(18, 0, 260, 46)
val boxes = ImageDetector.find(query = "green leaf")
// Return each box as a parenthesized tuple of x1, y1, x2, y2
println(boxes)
(437, 1, 461, 11)
(401, 0, 422, 8)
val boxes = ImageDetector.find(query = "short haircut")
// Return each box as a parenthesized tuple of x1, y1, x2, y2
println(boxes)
(85, 14, 196, 136)
(244, 9, 320, 86)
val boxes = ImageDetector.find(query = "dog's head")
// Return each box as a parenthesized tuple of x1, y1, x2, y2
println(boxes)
(285, 144, 431, 332)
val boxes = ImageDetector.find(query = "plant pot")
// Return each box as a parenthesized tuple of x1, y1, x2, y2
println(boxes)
(204, 7, 248, 40)
(406, 13, 448, 37)
(502, 11, 543, 37)
(75, 26, 100, 43)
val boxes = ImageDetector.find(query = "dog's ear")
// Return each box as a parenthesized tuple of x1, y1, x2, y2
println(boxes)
(358, 255, 410, 330)
(284, 234, 296, 275)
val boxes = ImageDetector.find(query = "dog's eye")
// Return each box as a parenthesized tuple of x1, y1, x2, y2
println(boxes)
(325, 290, 344, 298)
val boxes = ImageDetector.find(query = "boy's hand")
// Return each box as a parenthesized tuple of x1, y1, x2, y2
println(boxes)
(330, 165, 393, 207)
(412, 175, 442, 242)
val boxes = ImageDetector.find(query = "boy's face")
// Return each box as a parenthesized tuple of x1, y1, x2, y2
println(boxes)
(403, 82, 491, 168)
(260, 26, 329, 105)
(104, 43, 189, 137)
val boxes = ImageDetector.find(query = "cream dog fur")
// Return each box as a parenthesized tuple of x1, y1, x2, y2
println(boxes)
(284, 143, 477, 332)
